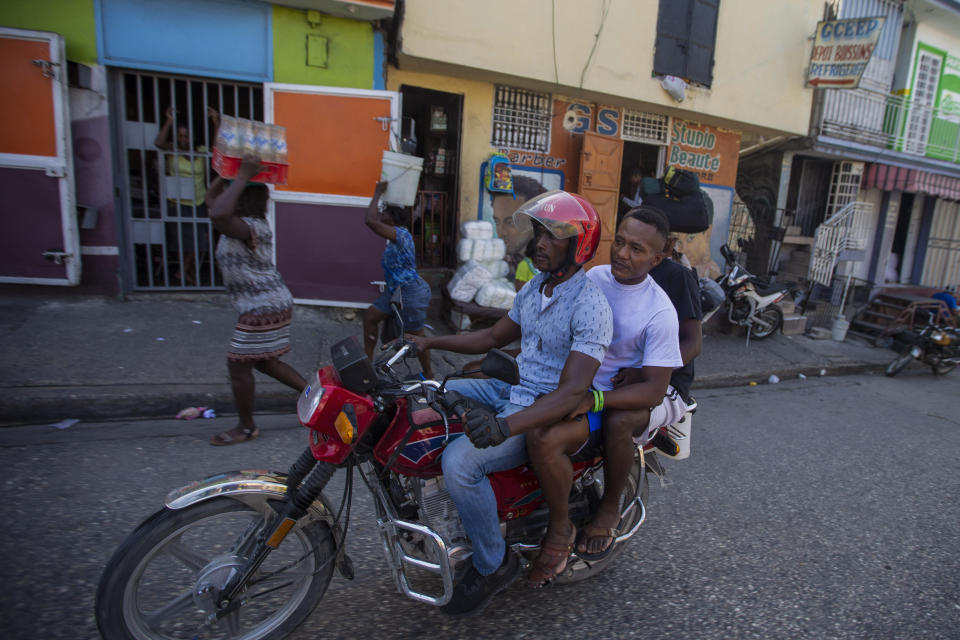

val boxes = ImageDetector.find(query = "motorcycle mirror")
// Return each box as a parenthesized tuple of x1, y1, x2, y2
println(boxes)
(480, 348, 520, 385)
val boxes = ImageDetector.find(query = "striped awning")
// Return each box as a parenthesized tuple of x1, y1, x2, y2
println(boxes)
(862, 164, 960, 200)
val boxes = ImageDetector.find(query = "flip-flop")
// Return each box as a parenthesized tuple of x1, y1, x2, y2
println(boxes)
(528, 523, 577, 588)
(210, 426, 259, 446)
(574, 524, 619, 562)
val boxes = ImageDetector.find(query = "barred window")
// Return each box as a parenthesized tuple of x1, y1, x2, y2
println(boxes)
(491, 86, 552, 152)
(622, 110, 670, 144)
(826, 161, 864, 217)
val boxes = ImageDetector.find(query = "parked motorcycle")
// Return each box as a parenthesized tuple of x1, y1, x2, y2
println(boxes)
(702, 243, 790, 340)
(96, 317, 693, 640)
(884, 313, 960, 377)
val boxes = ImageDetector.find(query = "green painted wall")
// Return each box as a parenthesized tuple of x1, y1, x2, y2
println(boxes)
(0, 0, 97, 64)
(272, 6, 373, 88)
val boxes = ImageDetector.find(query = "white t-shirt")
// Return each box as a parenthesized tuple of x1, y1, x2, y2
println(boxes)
(586, 265, 682, 391)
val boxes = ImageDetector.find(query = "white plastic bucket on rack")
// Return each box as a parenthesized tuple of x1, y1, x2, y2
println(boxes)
(380, 150, 424, 207)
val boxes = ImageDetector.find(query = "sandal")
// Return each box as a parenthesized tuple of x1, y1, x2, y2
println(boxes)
(574, 525, 619, 561)
(210, 426, 259, 446)
(527, 523, 576, 588)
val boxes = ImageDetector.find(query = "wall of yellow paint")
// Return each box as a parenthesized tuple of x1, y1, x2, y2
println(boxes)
(387, 68, 495, 221)
(399, 0, 820, 136)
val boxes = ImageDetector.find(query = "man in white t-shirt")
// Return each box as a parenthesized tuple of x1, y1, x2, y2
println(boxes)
(526, 207, 682, 587)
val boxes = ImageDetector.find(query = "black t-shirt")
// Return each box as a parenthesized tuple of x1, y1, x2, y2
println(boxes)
(650, 258, 702, 401)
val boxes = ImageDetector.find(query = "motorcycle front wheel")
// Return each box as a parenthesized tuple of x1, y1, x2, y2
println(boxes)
(885, 351, 915, 377)
(750, 307, 783, 340)
(96, 496, 335, 640)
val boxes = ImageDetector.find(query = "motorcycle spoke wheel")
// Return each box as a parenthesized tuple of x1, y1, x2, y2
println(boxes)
(885, 352, 914, 377)
(555, 452, 648, 585)
(750, 307, 782, 340)
(96, 496, 335, 640)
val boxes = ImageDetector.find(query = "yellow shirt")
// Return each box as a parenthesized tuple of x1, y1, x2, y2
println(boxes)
(515, 257, 538, 284)
(165, 146, 207, 206)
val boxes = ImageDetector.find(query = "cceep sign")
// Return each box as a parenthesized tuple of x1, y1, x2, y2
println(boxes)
(806, 16, 886, 89)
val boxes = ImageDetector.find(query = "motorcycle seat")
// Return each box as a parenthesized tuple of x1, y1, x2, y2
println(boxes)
(753, 281, 788, 296)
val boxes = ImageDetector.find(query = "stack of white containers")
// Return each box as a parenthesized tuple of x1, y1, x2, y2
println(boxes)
(448, 220, 517, 317)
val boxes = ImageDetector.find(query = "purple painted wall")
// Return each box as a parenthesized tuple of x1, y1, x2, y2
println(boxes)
(0, 167, 68, 279)
(275, 201, 386, 304)
(73, 116, 116, 248)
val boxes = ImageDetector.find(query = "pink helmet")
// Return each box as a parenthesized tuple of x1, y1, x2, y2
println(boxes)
(513, 191, 601, 266)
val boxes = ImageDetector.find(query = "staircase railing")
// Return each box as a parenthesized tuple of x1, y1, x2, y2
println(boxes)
(808, 201, 872, 287)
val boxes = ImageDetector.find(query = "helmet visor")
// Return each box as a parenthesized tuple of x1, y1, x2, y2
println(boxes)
(512, 191, 591, 240)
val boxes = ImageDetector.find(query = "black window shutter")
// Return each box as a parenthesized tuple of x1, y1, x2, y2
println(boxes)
(654, 0, 692, 78)
(654, 0, 720, 87)
(687, 0, 719, 86)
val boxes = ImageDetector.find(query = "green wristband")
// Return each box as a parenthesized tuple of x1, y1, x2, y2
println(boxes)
(591, 389, 600, 413)
(597, 389, 604, 412)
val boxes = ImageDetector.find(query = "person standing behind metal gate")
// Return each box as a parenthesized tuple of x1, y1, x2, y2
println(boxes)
(205, 156, 306, 446)
(154, 105, 220, 284)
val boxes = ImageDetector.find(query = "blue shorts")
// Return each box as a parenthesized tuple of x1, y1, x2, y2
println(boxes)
(372, 278, 431, 332)
(574, 409, 604, 455)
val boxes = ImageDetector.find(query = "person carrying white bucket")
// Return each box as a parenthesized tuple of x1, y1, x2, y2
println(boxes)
(363, 180, 433, 377)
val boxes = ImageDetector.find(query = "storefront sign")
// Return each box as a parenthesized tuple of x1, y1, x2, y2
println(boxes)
(806, 16, 886, 89)
(667, 121, 740, 187)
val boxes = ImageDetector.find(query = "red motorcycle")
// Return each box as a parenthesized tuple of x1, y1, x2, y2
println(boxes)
(96, 332, 689, 640)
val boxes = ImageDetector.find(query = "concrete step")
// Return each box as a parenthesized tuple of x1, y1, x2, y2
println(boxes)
(781, 313, 807, 336)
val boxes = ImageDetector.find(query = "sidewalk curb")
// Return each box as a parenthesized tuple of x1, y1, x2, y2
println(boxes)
(0, 361, 887, 426)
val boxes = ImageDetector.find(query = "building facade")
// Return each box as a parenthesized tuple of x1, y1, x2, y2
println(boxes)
(387, 0, 822, 277)
(1, 0, 400, 305)
(739, 0, 960, 315)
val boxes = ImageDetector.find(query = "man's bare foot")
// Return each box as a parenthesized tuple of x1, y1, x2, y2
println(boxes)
(528, 521, 576, 588)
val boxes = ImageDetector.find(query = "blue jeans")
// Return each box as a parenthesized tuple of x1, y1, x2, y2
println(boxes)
(442, 378, 528, 575)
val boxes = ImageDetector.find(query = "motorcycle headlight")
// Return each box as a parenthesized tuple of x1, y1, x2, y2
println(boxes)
(297, 376, 325, 423)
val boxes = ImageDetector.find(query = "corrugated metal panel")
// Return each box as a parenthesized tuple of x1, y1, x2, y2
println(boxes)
(921, 199, 960, 288)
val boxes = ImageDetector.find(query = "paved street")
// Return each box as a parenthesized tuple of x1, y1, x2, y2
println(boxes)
(1, 372, 959, 639)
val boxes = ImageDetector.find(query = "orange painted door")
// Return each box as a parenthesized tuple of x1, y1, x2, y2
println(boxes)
(0, 28, 78, 284)
(578, 131, 622, 268)
(264, 84, 402, 304)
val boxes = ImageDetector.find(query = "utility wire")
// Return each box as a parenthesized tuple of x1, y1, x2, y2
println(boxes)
(579, 0, 611, 89)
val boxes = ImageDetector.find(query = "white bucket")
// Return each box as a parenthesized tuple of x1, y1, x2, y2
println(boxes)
(380, 150, 424, 207)
(831, 316, 850, 342)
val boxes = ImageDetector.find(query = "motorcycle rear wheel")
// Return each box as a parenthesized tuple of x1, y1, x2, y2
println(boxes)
(885, 352, 915, 377)
(554, 452, 648, 584)
(95, 496, 335, 640)
(931, 359, 957, 376)
(750, 307, 783, 340)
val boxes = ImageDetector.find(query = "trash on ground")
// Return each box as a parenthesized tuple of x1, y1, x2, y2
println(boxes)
(123, 328, 133, 333)
(798, 373, 807, 380)
(819, 369, 827, 376)
(192, 320, 202, 325)
(748, 381, 758, 386)
(156, 337, 165, 341)
(176, 406, 216, 420)
(50, 418, 80, 429)
(768, 374, 780, 384)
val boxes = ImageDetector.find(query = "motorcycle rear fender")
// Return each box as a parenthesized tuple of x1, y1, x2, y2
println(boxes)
(164, 470, 350, 576)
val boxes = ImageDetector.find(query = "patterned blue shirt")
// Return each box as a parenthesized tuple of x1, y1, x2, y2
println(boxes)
(507, 269, 613, 406)
(381, 227, 419, 292)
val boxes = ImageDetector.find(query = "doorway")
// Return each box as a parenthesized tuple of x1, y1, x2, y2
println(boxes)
(889, 192, 914, 283)
(113, 69, 263, 290)
(617, 140, 662, 222)
(399, 85, 463, 268)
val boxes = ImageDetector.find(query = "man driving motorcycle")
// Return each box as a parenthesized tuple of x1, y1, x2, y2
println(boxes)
(409, 191, 612, 617)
